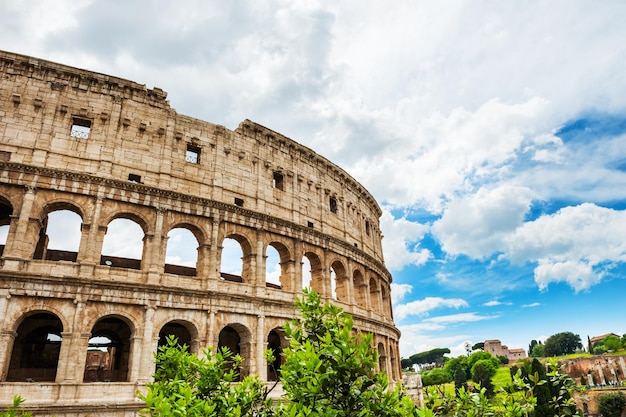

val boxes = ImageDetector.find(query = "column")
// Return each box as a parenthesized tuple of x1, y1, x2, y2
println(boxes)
(256, 314, 266, 380)
(3, 186, 38, 260)
(138, 306, 156, 382)
(293, 239, 303, 291)
(78, 196, 104, 264)
(0, 291, 14, 380)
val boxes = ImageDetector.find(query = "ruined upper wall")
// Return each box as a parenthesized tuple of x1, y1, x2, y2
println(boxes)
(0, 50, 385, 262)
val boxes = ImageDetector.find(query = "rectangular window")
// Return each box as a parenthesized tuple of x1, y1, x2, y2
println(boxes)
(329, 196, 337, 214)
(273, 171, 284, 190)
(186, 144, 200, 164)
(70, 118, 91, 139)
(128, 174, 142, 183)
(307, 221, 314, 228)
(365, 220, 371, 236)
(234, 198, 244, 207)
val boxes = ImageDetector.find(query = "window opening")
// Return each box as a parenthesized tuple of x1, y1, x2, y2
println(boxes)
(365, 220, 371, 236)
(329, 196, 337, 213)
(220, 237, 244, 282)
(265, 245, 281, 288)
(273, 172, 284, 190)
(234, 198, 244, 207)
(70, 118, 92, 139)
(186, 144, 200, 164)
(128, 173, 142, 183)
(307, 221, 314, 228)
(164, 228, 198, 276)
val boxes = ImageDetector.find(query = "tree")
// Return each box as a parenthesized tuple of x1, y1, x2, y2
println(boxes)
(603, 335, 622, 352)
(139, 336, 270, 417)
(530, 343, 545, 357)
(401, 358, 414, 370)
(598, 392, 626, 417)
(543, 331, 582, 356)
(453, 367, 467, 394)
(472, 342, 485, 351)
(471, 363, 494, 397)
(409, 348, 451, 367)
(277, 289, 418, 417)
(531, 359, 551, 417)
(529, 339, 538, 355)
(140, 290, 419, 417)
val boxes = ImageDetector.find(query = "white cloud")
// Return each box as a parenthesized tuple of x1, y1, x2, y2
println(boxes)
(390, 283, 413, 305)
(505, 203, 626, 291)
(394, 296, 468, 321)
(423, 312, 499, 324)
(380, 209, 431, 271)
(522, 302, 541, 308)
(483, 300, 502, 307)
(432, 185, 536, 258)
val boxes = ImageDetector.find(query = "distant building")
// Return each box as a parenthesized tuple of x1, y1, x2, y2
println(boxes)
(484, 339, 527, 361)
(589, 333, 620, 345)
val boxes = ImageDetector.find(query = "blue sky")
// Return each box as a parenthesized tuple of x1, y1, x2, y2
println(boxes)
(1, 1, 625, 358)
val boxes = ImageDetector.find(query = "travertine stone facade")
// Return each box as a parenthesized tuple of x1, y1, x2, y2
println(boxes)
(0, 50, 400, 416)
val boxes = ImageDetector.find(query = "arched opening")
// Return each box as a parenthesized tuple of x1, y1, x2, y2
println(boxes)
(84, 317, 132, 382)
(381, 283, 392, 318)
(369, 277, 381, 313)
(301, 256, 312, 289)
(218, 324, 251, 379)
(164, 227, 199, 276)
(158, 322, 193, 351)
(34, 209, 82, 262)
(219, 237, 244, 283)
(0, 198, 13, 256)
(6, 313, 63, 382)
(330, 261, 348, 302)
(302, 252, 323, 295)
(377, 342, 387, 374)
(389, 342, 398, 380)
(267, 328, 287, 381)
(265, 242, 291, 290)
(101, 218, 145, 269)
(265, 245, 281, 289)
(353, 270, 367, 308)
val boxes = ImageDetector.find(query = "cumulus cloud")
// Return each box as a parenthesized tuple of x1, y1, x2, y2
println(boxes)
(390, 283, 413, 305)
(505, 203, 626, 291)
(380, 209, 431, 271)
(394, 297, 468, 321)
(432, 185, 536, 258)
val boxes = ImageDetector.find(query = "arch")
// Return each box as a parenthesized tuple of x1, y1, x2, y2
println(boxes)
(83, 316, 133, 382)
(330, 260, 348, 302)
(34, 208, 83, 262)
(158, 320, 197, 352)
(6, 312, 63, 382)
(101, 217, 145, 270)
(302, 251, 323, 295)
(353, 270, 367, 308)
(389, 342, 398, 380)
(267, 328, 287, 381)
(220, 234, 253, 283)
(164, 226, 200, 276)
(377, 342, 387, 374)
(0, 197, 13, 256)
(218, 324, 252, 378)
(265, 241, 292, 290)
(369, 277, 381, 313)
(381, 282, 392, 318)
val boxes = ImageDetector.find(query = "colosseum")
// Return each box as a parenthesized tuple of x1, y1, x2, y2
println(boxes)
(0, 50, 400, 416)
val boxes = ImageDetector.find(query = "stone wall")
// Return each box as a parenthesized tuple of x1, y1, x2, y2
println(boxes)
(0, 50, 400, 416)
